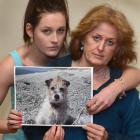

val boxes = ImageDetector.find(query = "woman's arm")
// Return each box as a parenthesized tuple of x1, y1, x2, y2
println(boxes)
(0, 56, 18, 133)
(87, 66, 140, 115)
(109, 66, 140, 94)
(0, 120, 12, 133)
(0, 56, 14, 104)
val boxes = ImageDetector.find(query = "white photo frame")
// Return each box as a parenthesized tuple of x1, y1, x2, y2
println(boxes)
(14, 66, 93, 127)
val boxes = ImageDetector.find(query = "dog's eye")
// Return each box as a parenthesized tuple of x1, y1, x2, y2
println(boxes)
(60, 88, 64, 92)
(51, 87, 55, 90)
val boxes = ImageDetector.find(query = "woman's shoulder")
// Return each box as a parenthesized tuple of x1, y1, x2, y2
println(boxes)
(0, 54, 15, 88)
(48, 54, 72, 67)
(10, 49, 23, 66)
(0, 54, 14, 70)
(0, 49, 23, 83)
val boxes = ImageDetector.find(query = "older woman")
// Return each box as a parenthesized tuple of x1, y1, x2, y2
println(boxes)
(48, 4, 140, 140)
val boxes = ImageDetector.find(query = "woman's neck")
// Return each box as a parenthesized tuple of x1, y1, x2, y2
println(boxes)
(71, 58, 110, 90)
(21, 44, 50, 66)
(72, 57, 92, 67)
(93, 66, 110, 90)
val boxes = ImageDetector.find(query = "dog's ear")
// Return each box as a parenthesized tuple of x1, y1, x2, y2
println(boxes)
(45, 79, 53, 87)
(63, 80, 70, 87)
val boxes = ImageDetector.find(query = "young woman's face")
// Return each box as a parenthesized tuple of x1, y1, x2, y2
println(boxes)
(82, 22, 118, 67)
(33, 12, 66, 58)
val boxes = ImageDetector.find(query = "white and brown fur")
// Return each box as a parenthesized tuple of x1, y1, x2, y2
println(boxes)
(35, 76, 75, 125)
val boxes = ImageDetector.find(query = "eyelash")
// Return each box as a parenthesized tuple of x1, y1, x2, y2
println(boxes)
(107, 40, 114, 46)
(42, 28, 66, 35)
(57, 28, 66, 34)
(93, 35, 101, 41)
(42, 29, 51, 35)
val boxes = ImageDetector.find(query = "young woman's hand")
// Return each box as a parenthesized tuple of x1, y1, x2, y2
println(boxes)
(43, 125, 64, 140)
(86, 86, 118, 115)
(82, 123, 108, 140)
(7, 109, 22, 132)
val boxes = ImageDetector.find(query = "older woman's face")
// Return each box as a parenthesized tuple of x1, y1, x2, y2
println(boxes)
(82, 22, 118, 67)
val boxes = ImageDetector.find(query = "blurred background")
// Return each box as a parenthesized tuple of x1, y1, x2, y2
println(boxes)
(0, 0, 140, 139)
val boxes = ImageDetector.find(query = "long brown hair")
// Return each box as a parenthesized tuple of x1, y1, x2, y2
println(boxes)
(23, 0, 69, 52)
(70, 4, 136, 69)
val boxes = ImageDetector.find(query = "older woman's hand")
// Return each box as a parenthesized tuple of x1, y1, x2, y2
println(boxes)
(7, 109, 22, 132)
(86, 86, 118, 114)
(43, 125, 64, 140)
(82, 123, 108, 140)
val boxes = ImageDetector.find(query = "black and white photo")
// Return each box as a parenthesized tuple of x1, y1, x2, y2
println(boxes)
(14, 66, 93, 126)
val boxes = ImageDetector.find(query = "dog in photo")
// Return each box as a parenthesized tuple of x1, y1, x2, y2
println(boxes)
(35, 75, 75, 125)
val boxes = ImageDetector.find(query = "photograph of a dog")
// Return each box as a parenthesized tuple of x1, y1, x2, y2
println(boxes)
(35, 76, 75, 125)
(14, 66, 93, 126)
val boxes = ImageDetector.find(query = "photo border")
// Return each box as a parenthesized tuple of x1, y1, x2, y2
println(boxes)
(14, 66, 93, 127)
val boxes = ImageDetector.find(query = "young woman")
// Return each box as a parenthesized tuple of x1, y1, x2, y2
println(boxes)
(0, 0, 69, 139)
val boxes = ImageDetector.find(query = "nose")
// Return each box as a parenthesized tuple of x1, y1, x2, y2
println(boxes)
(98, 40, 105, 51)
(51, 33, 58, 43)
(54, 94, 60, 100)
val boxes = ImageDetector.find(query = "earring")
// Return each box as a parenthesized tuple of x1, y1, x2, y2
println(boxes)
(80, 42, 84, 52)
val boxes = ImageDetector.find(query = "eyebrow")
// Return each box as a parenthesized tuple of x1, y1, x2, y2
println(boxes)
(41, 25, 66, 29)
(92, 33, 117, 40)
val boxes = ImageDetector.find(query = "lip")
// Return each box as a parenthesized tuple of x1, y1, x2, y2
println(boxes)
(48, 46, 59, 50)
(93, 53, 104, 58)
(49, 46, 59, 48)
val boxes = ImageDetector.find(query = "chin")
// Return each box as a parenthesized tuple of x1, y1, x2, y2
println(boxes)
(88, 61, 104, 67)
(47, 53, 59, 58)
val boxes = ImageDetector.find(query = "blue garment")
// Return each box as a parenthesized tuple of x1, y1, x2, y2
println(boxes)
(3, 50, 27, 140)
(23, 54, 140, 140)
(50, 55, 140, 140)
(10, 50, 23, 108)
(10, 50, 23, 67)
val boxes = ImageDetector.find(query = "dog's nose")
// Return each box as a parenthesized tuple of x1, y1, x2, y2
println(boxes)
(54, 94, 59, 100)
